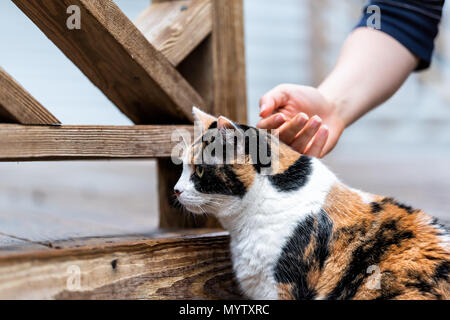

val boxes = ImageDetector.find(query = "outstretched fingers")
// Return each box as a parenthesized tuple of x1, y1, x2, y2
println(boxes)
(290, 116, 324, 155)
(276, 113, 309, 145)
(304, 125, 329, 158)
(257, 113, 287, 130)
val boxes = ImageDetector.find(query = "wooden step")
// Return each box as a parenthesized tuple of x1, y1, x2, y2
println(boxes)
(0, 229, 242, 300)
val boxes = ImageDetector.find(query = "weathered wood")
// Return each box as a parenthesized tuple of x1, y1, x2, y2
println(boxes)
(12, 0, 204, 124)
(154, 0, 246, 228)
(178, 36, 215, 114)
(135, 0, 212, 66)
(0, 67, 60, 125)
(0, 124, 193, 161)
(0, 231, 242, 300)
(211, 0, 247, 122)
(157, 158, 222, 229)
(0, 233, 50, 256)
(154, 0, 247, 121)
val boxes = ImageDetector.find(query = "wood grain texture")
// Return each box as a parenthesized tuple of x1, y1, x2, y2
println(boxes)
(12, 0, 204, 124)
(0, 124, 193, 161)
(157, 158, 221, 229)
(211, 0, 247, 123)
(178, 36, 215, 114)
(0, 231, 242, 300)
(0, 233, 50, 256)
(135, 0, 212, 66)
(0, 67, 60, 125)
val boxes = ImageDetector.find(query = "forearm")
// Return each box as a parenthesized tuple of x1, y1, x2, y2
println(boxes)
(318, 28, 419, 128)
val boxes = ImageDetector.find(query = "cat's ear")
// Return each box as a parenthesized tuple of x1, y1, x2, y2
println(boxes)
(217, 116, 246, 160)
(217, 116, 240, 131)
(192, 106, 217, 132)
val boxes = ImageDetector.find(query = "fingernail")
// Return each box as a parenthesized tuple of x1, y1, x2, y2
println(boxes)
(322, 124, 329, 131)
(276, 114, 286, 123)
(297, 114, 308, 125)
(312, 115, 322, 124)
(299, 112, 309, 120)
(260, 104, 268, 115)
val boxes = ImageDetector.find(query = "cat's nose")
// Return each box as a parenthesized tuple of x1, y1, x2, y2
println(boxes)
(174, 189, 183, 197)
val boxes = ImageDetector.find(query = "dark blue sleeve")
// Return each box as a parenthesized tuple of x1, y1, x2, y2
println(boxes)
(355, 0, 445, 71)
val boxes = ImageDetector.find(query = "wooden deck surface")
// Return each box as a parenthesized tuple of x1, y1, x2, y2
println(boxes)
(0, 229, 243, 300)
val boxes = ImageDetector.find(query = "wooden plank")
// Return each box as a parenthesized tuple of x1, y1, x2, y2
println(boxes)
(211, 0, 247, 122)
(158, 158, 221, 229)
(47, 228, 224, 250)
(0, 231, 242, 299)
(0, 124, 193, 161)
(12, 0, 204, 124)
(178, 36, 215, 114)
(135, 0, 212, 66)
(0, 233, 51, 256)
(144, 0, 247, 122)
(0, 67, 60, 125)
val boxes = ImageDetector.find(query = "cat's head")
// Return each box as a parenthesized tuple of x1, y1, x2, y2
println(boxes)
(174, 107, 304, 217)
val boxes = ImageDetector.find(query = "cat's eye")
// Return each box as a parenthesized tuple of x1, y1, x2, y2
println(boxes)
(195, 166, 204, 178)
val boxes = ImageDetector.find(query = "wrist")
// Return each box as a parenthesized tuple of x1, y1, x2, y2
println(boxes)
(317, 82, 349, 133)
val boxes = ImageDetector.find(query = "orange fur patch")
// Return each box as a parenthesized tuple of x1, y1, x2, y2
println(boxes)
(314, 183, 450, 300)
(277, 283, 295, 300)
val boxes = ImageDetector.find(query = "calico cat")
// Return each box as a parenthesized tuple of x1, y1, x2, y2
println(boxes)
(174, 107, 449, 300)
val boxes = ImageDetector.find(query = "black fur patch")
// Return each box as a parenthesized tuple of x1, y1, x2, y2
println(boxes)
(208, 121, 218, 130)
(314, 210, 333, 269)
(238, 124, 273, 173)
(191, 164, 247, 198)
(404, 268, 445, 299)
(269, 156, 312, 192)
(274, 210, 333, 300)
(370, 202, 383, 214)
(370, 198, 418, 215)
(198, 123, 273, 173)
(432, 261, 449, 282)
(326, 219, 414, 300)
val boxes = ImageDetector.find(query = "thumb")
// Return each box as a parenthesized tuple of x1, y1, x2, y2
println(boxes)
(259, 87, 289, 118)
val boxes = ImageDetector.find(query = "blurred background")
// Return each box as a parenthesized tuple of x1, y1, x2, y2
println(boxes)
(0, 0, 448, 243)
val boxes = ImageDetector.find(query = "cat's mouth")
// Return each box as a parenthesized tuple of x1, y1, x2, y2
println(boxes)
(181, 204, 204, 214)
(176, 196, 206, 215)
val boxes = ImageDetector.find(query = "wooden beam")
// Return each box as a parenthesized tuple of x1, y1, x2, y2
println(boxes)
(178, 36, 215, 114)
(0, 67, 60, 125)
(211, 0, 247, 123)
(12, 0, 204, 124)
(135, 0, 212, 67)
(0, 124, 193, 161)
(0, 231, 243, 299)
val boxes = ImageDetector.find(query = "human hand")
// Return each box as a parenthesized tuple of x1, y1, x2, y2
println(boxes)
(257, 84, 345, 158)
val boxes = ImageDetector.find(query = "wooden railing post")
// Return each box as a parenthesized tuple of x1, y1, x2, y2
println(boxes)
(211, 0, 247, 123)
(156, 0, 247, 229)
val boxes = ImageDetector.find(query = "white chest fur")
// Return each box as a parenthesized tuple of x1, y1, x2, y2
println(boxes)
(218, 159, 336, 299)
